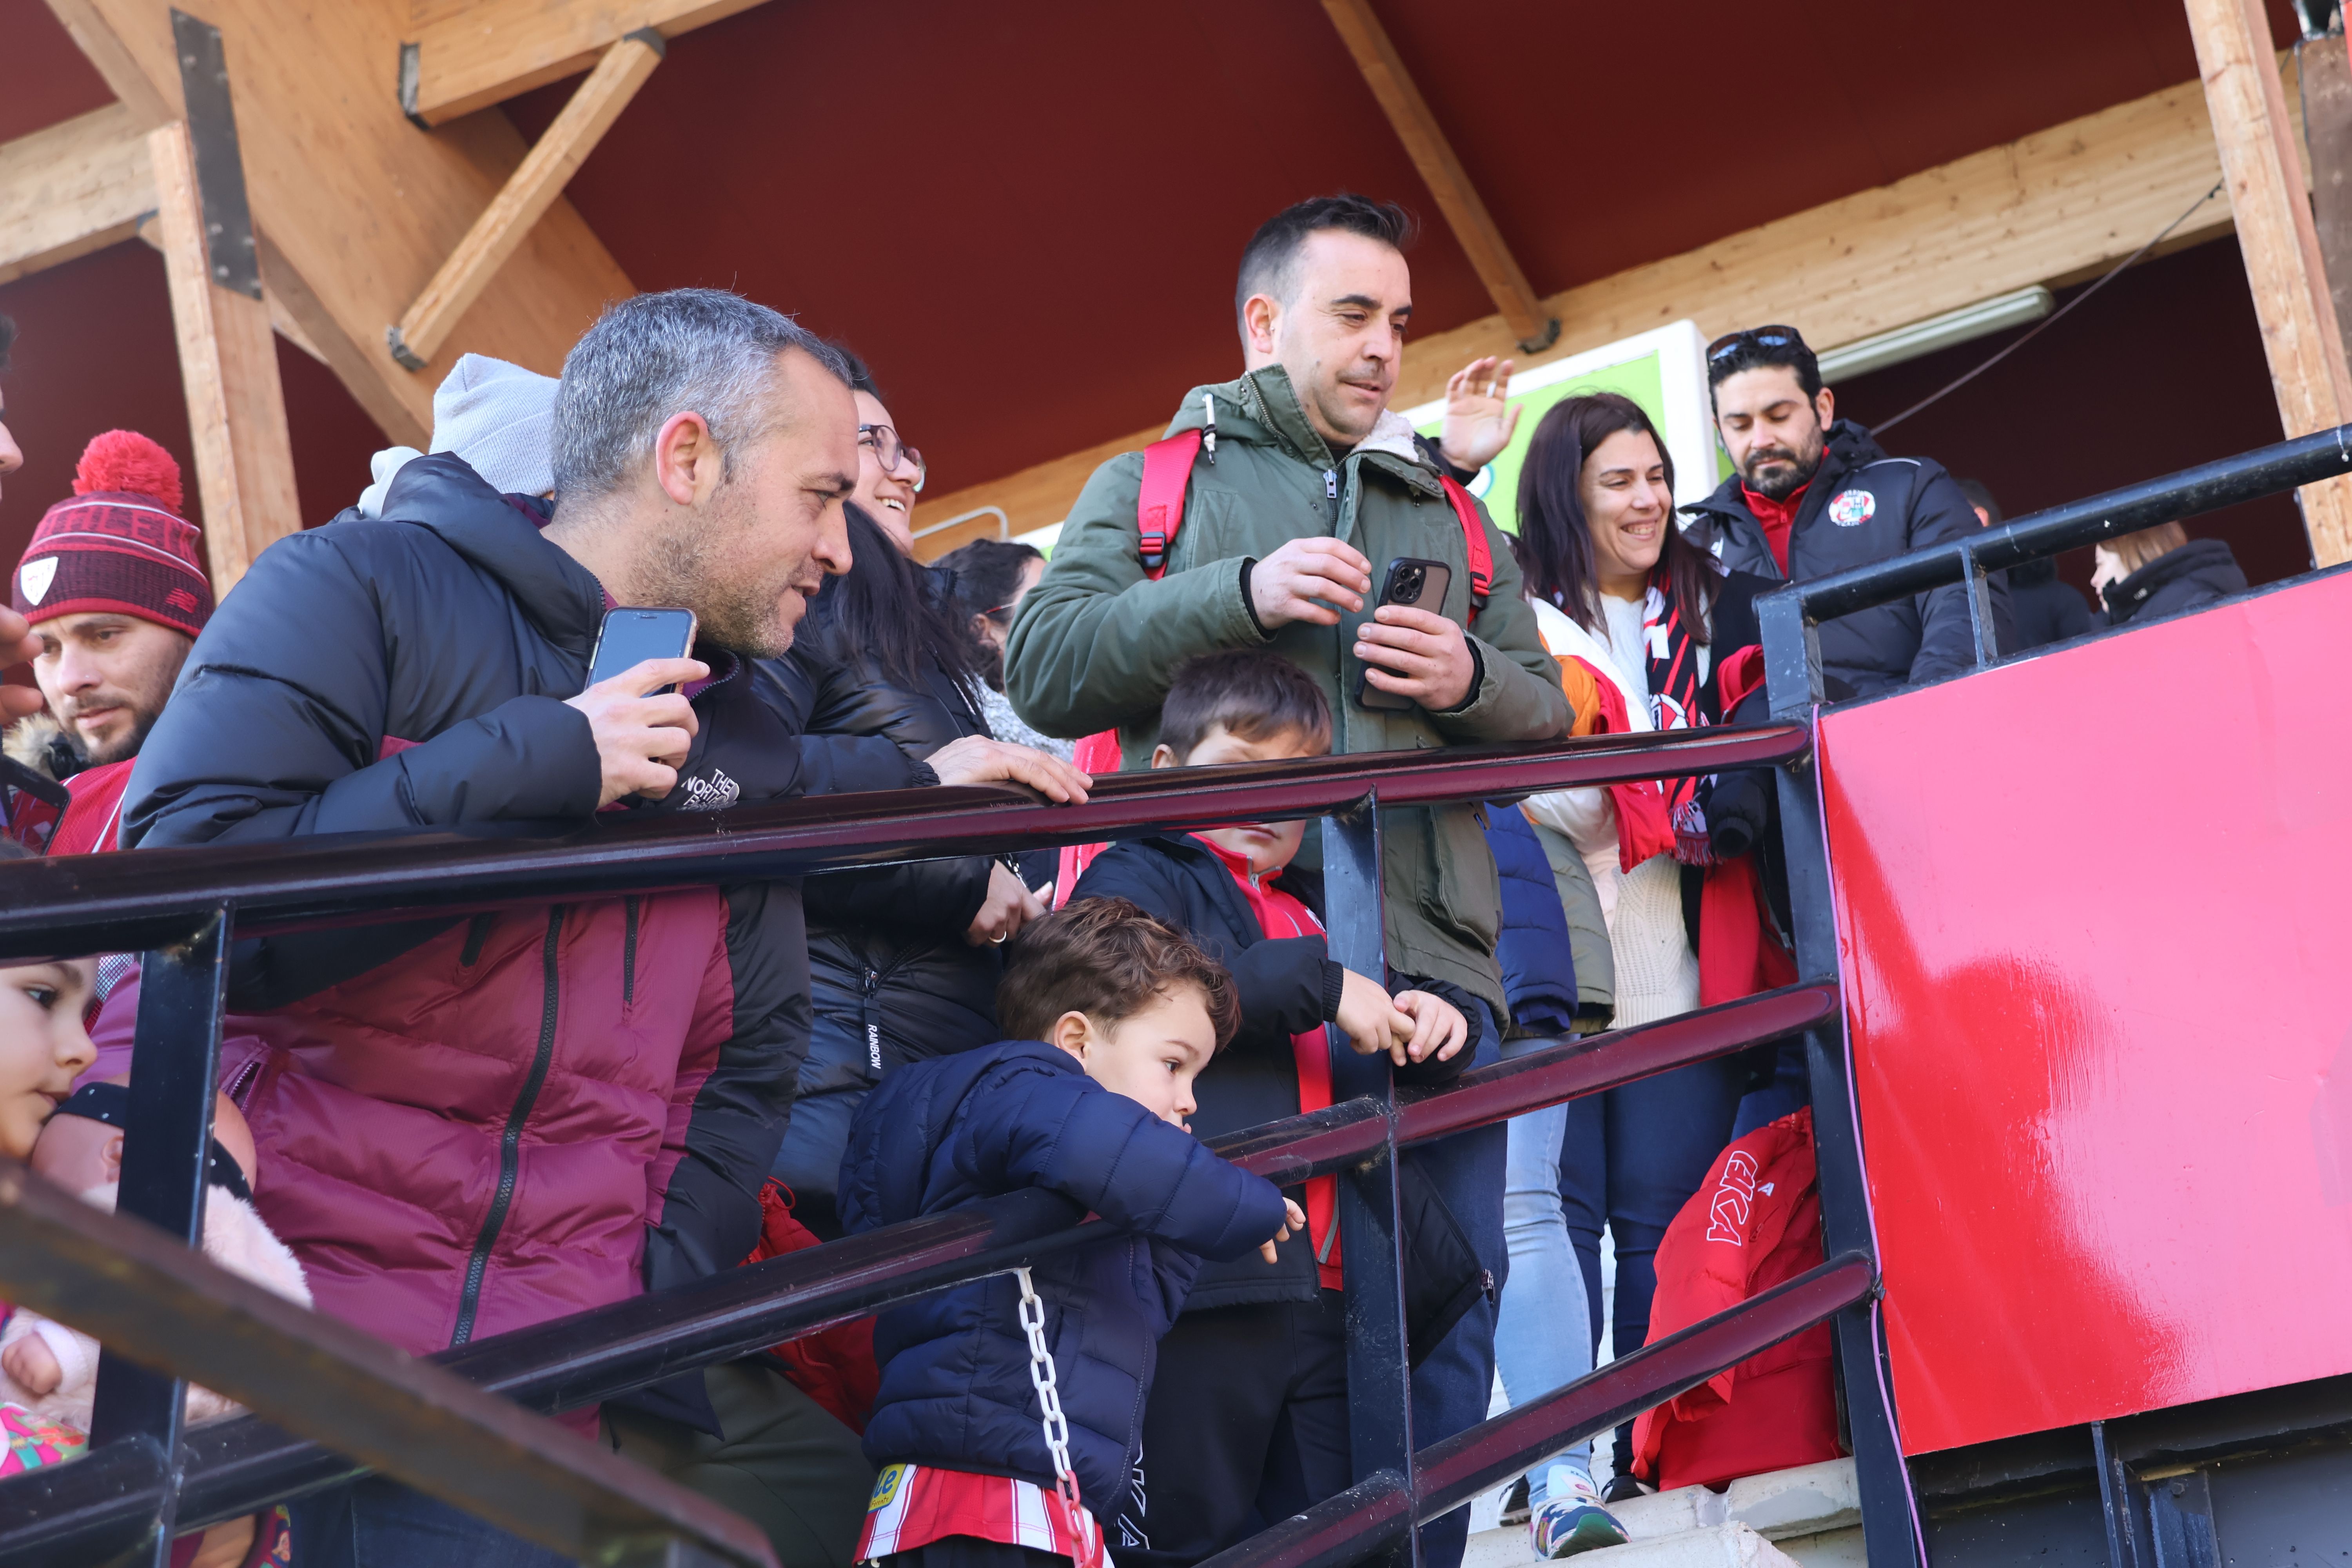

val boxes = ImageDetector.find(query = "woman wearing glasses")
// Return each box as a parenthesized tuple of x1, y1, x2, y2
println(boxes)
(843, 370, 928, 552)
(756, 348, 1058, 1237)
(1499, 393, 1793, 1531)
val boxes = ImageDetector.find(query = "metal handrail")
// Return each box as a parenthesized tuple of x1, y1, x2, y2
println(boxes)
(0, 984, 1840, 1557)
(0, 725, 1809, 962)
(1780, 422, 2352, 624)
(1192, 1254, 1878, 1568)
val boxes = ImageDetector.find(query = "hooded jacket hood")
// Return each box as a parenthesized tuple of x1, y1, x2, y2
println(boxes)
(376, 453, 603, 661)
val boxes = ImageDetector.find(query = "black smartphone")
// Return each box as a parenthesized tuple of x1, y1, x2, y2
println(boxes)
(586, 606, 699, 694)
(1353, 557, 1454, 712)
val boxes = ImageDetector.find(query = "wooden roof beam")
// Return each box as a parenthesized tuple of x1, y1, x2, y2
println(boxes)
(913, 71, 2258, 559)
(0, 104, 156, 288)
(400, 0, 766, 127)
(47, 0, 640, 461)
(2185, 0, 2352, 565)
(1319, 0, 1557, 354)
(390, 30, 661, 372)
(148, 116, 300, 591)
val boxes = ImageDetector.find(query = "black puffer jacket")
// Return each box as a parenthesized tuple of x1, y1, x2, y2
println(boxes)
(2100, 537, 2247, 627)
(1069, 832, 1468, 1310)
(118, 454, 927, 1383)
(2003, 557, 2095, 650)
(1684, 420, 2000, 697)
(756, 572, 1004, 1232)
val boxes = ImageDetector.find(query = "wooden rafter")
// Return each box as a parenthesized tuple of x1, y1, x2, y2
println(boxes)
(0, 105, 154, 288)
(402, 0, 766, 126)
(913, 72, 2257, 559)
(1319, 0, 1556, 354)
(148, 120, 300, 591)
(47, 0, 636, 458)
(2185, 0, 2352, 566)
(390, 30, 662, 372)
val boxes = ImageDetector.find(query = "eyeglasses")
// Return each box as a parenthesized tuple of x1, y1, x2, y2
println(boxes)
(1706, 325, 1810, 363)
(858, 423, 926, 490)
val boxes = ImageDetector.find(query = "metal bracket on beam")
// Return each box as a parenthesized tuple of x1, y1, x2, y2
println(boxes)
(397, 42, 429, 131)
(169, 9, 260, 301)
(1515, 317, 1561, 356)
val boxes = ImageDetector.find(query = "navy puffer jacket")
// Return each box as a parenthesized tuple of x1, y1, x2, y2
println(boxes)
(839, 1040, 1289, 1519)
(1484, 802, 1579, 1038)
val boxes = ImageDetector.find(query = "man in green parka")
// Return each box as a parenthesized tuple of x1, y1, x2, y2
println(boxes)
(1004, 193, 1571, 1568)
(1005, 193, 1569, 1011)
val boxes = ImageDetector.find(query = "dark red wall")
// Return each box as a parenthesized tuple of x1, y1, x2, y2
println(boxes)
(1831, 235, 2309, 599)
(508, 0, 2304, 497)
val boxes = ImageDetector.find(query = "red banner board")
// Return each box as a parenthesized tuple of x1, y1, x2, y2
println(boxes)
(1819, 568, 2352, 1456)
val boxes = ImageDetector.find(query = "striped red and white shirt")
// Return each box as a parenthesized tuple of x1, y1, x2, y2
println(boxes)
(857, 1462, 1105, 1568)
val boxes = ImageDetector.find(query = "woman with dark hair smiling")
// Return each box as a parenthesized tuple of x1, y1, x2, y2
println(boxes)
(1497, 393, 1784, 1522)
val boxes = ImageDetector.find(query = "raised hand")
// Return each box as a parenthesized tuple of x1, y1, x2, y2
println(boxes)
(1438, 356, 1519, 474)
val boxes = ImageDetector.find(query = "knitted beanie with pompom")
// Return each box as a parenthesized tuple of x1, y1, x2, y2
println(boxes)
(12, 430, 212, 637)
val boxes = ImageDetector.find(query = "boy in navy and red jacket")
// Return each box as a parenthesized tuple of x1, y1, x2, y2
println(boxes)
(1068, 650, 1474, 1568)
(839, 898, 1299, 1568)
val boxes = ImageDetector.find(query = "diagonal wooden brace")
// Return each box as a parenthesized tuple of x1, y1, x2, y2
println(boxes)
(388, 29, 663, 372)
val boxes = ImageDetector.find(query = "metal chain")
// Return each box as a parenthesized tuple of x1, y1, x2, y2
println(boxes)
(1013, 1266, 1085, 1512)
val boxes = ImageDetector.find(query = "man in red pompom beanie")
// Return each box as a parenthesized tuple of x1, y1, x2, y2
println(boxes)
(11, 430, 212, 774)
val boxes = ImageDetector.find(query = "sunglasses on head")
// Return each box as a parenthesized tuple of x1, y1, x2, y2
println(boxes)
(1707, 325, 1810, 363)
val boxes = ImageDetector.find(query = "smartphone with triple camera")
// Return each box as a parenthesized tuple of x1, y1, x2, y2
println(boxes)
(1352, 557, 1454, 712)
(586, 606, 699, 695)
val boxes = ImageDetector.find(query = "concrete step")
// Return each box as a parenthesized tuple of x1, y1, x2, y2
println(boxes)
(1466, 1521, 1799, 1568)
(1461, 1458, 1861, 1568)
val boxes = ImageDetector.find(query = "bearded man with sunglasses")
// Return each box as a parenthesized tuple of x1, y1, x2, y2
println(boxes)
(1683, 325, 1998, 697)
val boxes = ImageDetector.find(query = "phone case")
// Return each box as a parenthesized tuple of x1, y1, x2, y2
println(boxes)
(1354, 557, 1454, 712)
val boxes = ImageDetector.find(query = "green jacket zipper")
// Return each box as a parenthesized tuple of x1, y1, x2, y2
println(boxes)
(450, 905, 564, 1347)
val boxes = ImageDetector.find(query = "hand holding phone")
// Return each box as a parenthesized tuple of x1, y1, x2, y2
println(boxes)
(569, 607, 704, 806)
(1354, 557, 1471, 711)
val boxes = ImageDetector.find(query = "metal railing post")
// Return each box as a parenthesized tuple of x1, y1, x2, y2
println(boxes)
(1319, 799, 1418, 1568)
(1758, 596, 1920, 1568)
(89, 904, 230, 1565)
(1959, 541, 2000, 668)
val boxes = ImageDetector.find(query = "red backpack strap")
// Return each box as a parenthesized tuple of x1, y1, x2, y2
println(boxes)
(1439, 474, 1492, 613)
(1136, 428, 1203, 579)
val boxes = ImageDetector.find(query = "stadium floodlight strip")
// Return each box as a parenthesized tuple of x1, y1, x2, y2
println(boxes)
(1815, 286, 2055, 383)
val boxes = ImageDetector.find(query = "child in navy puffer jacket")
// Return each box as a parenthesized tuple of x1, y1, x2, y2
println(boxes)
(838, 899, 1299, 1568)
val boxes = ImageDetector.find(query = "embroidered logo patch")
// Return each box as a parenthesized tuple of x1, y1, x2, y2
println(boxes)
(680, 768, 741, 812)
(18, 557, 56, 606)
(1827, 489, 1875, 526)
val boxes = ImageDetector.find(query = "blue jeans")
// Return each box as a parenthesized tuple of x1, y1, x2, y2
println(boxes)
(1730, 1040, 1811, 1140)
(286, 1476, 574, 1567)
(1557, 1054, 1748, 1477)
(1494, 1034, 1595, 1504)
(1406, 1002, 1506, 1568)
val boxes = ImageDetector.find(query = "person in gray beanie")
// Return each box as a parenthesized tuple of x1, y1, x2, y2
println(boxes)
(355, 352, 556, 515)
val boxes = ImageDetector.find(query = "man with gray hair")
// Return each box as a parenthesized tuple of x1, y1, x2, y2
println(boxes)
(119, 289, 1083, 1566)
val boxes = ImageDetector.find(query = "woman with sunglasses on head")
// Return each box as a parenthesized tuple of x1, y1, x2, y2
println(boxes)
(1499, 393, 1796, 1528)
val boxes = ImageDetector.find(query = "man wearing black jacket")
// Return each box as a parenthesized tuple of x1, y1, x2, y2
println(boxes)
(121, 290, 1087, 1568)
(1683, 326, 2003, 697)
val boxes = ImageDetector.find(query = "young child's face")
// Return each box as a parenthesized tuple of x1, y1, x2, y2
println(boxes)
(1051, 985, 1218, 1128)
(1151, 723, 1326, 878)
(0, 959, 97, 1161)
